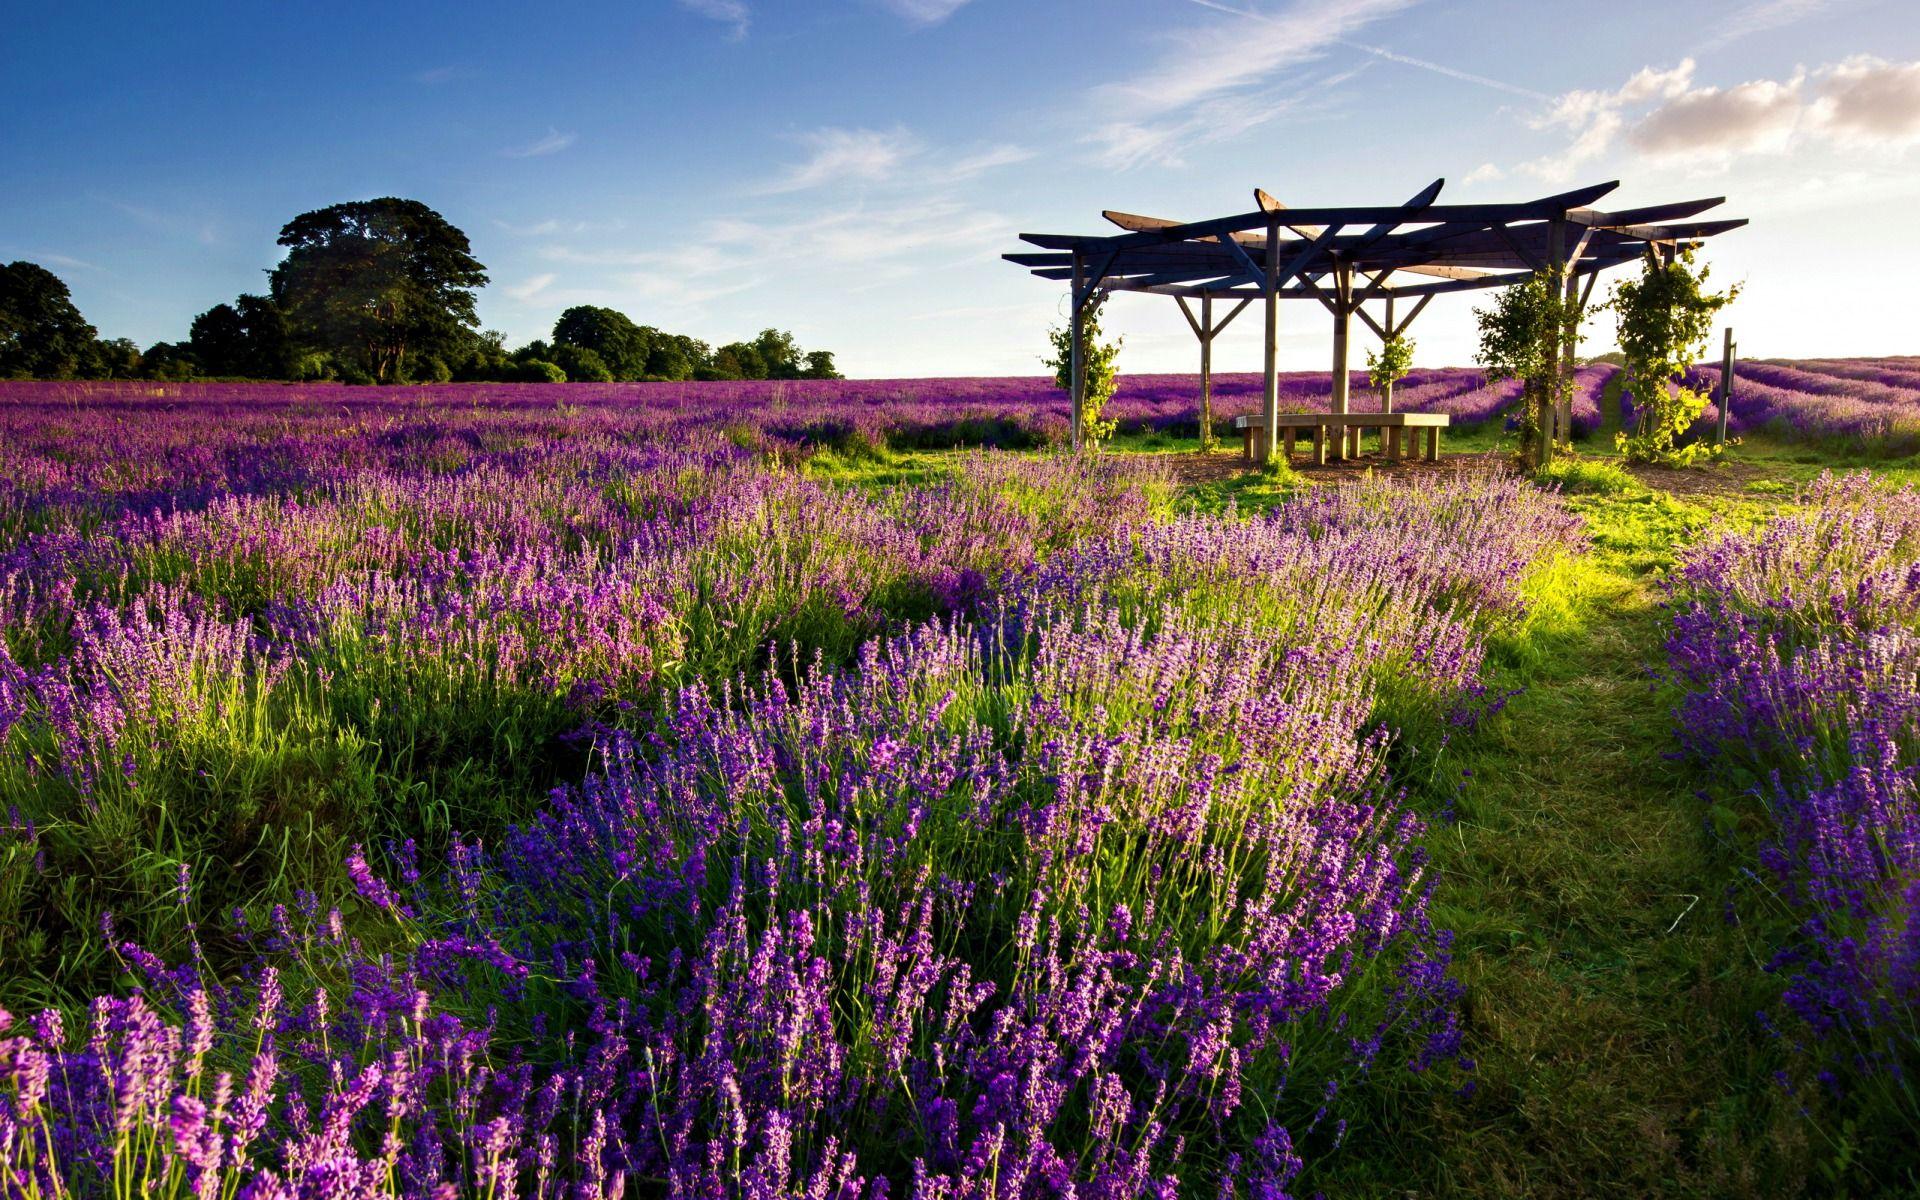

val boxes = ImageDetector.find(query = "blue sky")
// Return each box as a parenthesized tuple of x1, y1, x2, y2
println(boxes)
(3, 0, 1917, 376)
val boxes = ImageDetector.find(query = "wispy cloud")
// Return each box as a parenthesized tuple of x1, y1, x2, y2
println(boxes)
(754, 127, 1031, 194)
(105, 198, 221, 245)
(1179, 0, 1547, 100)
(502, 273, 557, 302)
(1085, 0, 1413, 168)
(1701, 0, 1838, 50)
(412, 65, 465, 85)
(877, 0, 973, 25)
(502, 128, 578, 158)
(493, 217, 627, 237)
(679, 0, 750, 39)
(35, 252, 103, 273)
(756, 127, 918, 193)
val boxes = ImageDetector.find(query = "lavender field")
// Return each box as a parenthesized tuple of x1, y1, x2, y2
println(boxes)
(0, 383, 1576, 1196)
(2, 376, 1919, 1197)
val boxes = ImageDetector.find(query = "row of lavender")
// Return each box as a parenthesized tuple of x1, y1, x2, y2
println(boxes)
(0, 366, 1526, 490)
(0, 385, 1584, 1195)
(1666, 472, 1920, 1122)
(1637, 356, 1920, 450)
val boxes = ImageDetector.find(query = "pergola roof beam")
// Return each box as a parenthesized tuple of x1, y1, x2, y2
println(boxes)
(1019, 180, 1622, 252)
(1566, 197, 1726, 227)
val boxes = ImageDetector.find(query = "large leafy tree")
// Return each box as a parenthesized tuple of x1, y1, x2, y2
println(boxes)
(552, 305, 651, 380)
(269, 198, 487, 383)
(0, 261, 99, 379)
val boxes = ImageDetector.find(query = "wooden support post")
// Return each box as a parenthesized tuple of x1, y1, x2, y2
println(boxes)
(1426, 427, 1440, 462)
(1330, 261, 1353, 416)
(1261, 218, 1280, 464)
(1382, 294, 1396, 413)
(1559, 255, 1574, 441)
(1387, 427, 1402, 463)
(1070, 254, 1086, 452)
(1537, 220, 1565, 469)
(1312, 424, 1327, 466)
(1718, 327, 1736, 445)
(1200, 294, 1213, 450)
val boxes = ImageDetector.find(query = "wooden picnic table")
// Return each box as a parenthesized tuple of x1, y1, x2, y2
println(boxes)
(1233, 412, 1449, 466)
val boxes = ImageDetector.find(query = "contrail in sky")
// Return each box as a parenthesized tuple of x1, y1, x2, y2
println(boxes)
(1180, 0, 1553, 102)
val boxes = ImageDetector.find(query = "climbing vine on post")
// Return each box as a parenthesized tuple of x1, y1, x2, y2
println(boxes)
(1474, 266, 1579, 470)
(1608, 248, 1739, 466)
(1366, 333, 1415, 411)
(1046, 294, 1121, 447)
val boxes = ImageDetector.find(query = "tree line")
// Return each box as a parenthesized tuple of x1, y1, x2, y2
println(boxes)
(0, 197, 840, 384)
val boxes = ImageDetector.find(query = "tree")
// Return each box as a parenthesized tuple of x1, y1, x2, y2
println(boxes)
(552, 306, 651, 380)
(1608, 248, 1739, 466)
(1044, 296, 1122, 447)
(140, 342, 200, 380)
(269, 198, 487, 384)
(708, 342, 768, 381)
(1366, 333, 1415, 410)
(87, 338, 142, 379)
(644, 332, 703, 381)
(549, 343, 613, 383)
(1475, 268, 1579, 469)
(188, 302, 249, 375)
(802, 349, 841, 380)
(0, 261, 99, 379)
(752, 328, 802, 379)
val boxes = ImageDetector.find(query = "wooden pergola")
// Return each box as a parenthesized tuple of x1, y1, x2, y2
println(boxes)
(1005, 178, 1747, 459)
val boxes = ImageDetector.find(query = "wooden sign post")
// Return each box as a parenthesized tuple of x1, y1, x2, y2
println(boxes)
(1717, 327, 1736, 445)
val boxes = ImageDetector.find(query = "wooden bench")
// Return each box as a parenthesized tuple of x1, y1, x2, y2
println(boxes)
(1234, 412, 1449, 466)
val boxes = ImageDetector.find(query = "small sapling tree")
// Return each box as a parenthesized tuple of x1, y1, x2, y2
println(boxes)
(1367, 332, 1415, 410)
(1475, 266, 1579, 469)
(1608, 248, 1739, 465)
(1045, 294, 1122, 447)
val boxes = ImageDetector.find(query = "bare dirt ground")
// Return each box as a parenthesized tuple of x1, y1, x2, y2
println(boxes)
(1619, 457, 1781, 500)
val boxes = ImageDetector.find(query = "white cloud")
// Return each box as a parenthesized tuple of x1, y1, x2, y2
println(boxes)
(1463, 162, 1505, 184)
(878, 0, 972, 25)
(502, 128, 578, 158)
(1493, 56, 1920, 179)
(1628, 73, 1805, 160)
(1815, 56, 1920, 146)
(679, 0, 749, 39)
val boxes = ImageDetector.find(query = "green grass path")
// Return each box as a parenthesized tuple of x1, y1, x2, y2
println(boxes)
(1329, 489, 1819, 1198)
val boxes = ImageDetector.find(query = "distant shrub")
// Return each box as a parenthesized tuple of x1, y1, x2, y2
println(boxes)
(511, 358, 567, 384)
(551, 343, 614, 383)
